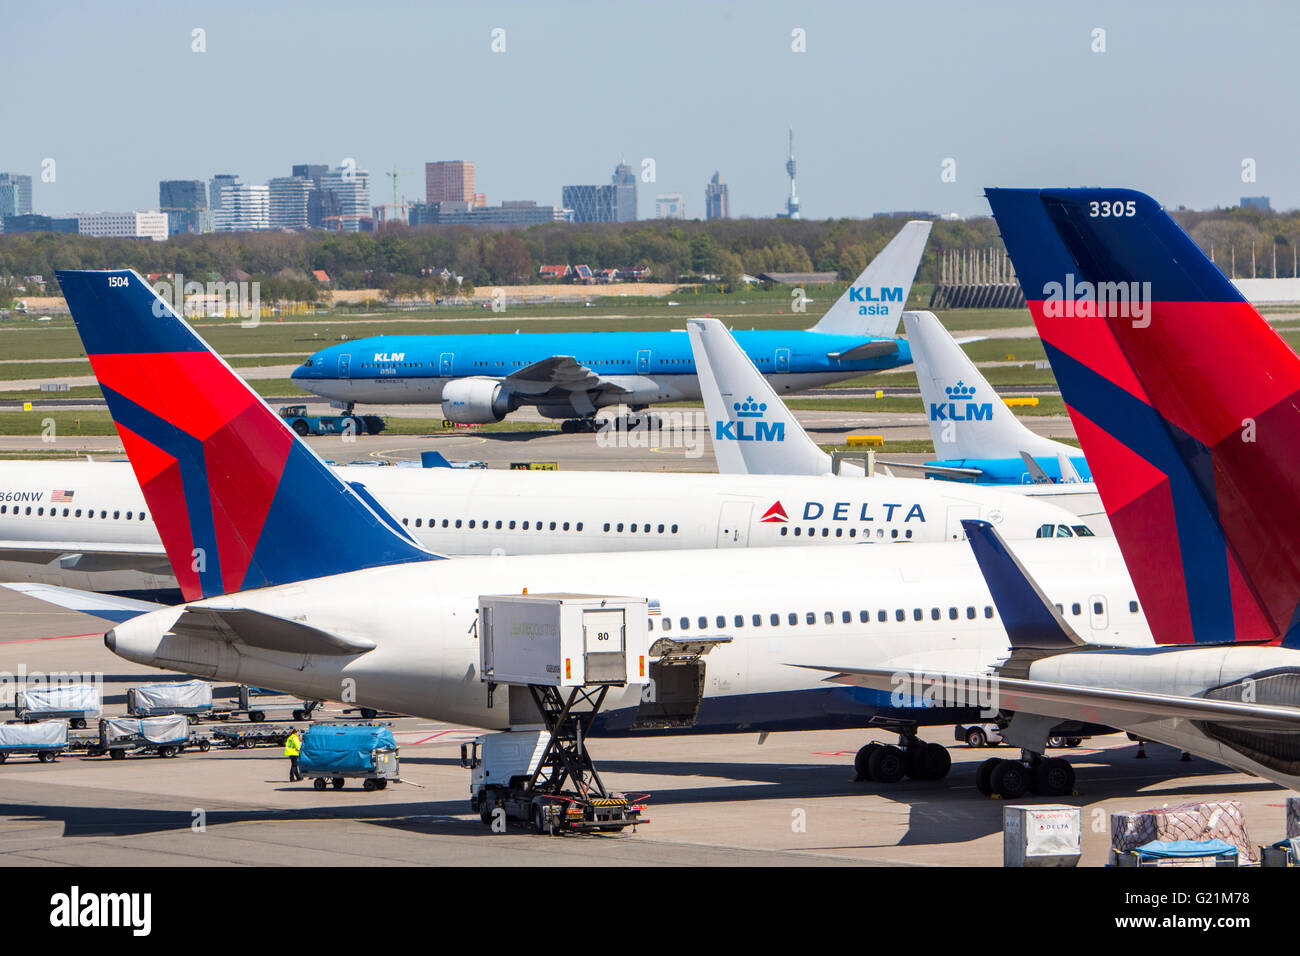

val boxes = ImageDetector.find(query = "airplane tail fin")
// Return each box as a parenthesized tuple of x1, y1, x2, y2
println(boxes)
(988, 187, 1300, 648)
(811, 220, 932, 337)
(904, 310, 1076, 463)
(688, 318, 837, 476)
(56, 269, 439, 602)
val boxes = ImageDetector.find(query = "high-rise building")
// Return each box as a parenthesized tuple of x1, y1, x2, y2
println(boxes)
(426, 161, 475, 206)
(78, 211, 170, 242)
(159, 179, 208, 235)
(0, 173, 33, 218)
(320, 166, 371, 231)
(267, 176, 314, 230)
(290, 164, 329, 227)
(655, 193, 685, 219)
(209, 174, 240, 213)
(705, 172, 729, 220)
(612, 161, 637, 222)
(213, 184, 270, 232)
(1, 214, 77, 235)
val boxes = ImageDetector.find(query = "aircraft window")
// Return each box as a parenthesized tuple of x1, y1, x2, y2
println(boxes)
(631, 523, 638, 532)
(878, 610, 887, 622)
(1036, 523, 1053, 539)
(807, 612, 816, 625)
(860, 610, 869, 623)
(75, 509, 82, 517)
(563, 522, 570, 531)
(1072, 525, 1095, 537)
(842, 611, 851, 623)
(468, 520, 475, 529)
(821, 528, 829, 537)
(576, 522, 583, 531)
(535, 520, 542, 530)
(835, 528, 843, 538)
(849, 529, 856, 538)
(603, 523, 610, 532)
(824, 612, 833, 625)
(948, 607, 958, 620)
(877, 529, 884, 538)
(662, 618, 671, 631)
(455, 519, 462, 528)
(716, 616, 725, 628)
(140, 512, 146, 520)
(549, 522, 556, 531)
(1054, 525, 1072, 537)
(734, 616, 743, 628)
(788, 613, 798, 626)
(895, 609, 905, 621)
(1054, 604, 1063, 613)
(672, 524, 678, 534)
(780, 527, 788, 536)
(771, 614, 780, 626)
(891, 529, 898, 539)
(415, 519, 422, 527)
(644, 525, 651, 534)
(657, 524, 664, 533)
(38, 507, 44, 516)
(931, 608, 941, 620)
(125, 511, 131, 519)
(113, 511, 119, 519)
(617, 523, 624, 532)
(984, 606, 994, 618)
(679, 617, 689, 630)
(1093, 601, 1104, 615)
(442, 519, 450, 528)
(0, 505, 5, 514)
(967, 607, 976, 619)
(752, 614, 762, 627)
(905, 530, 912, 539)
(496, 521, 503, 529)
(913, 608, 923, 621)
(698, 616, 707, 629)
(793, 527, 801, 536)
(402, 518, 409, 526)
(522, 521, 529, 530)
(1071, 603, 1081, 615)
(1129, 600, 1139, 613)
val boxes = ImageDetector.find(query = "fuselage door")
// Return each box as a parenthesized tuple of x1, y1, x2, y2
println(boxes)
(1088, 595, 1109, 630)
(338, 353, 351, 378)
(717, 501, 753, 547)
(775, 348, 791, 373)
(439, 352, 454, 377)
(636, 349, 650, 374)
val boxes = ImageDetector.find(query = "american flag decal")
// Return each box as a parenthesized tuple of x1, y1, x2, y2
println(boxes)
(648, 599, 660, 616)
(51, 490, 74, 502)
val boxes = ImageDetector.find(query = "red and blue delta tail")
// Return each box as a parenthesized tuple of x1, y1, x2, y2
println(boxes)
(988, 188, 1300, 648)
(57, 269, 438, 601)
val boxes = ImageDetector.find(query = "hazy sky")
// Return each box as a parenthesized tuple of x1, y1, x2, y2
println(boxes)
(4, 0, 1298, 220)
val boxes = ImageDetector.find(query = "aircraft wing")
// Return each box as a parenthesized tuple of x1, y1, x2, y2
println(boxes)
(827, 340, 901, 362)
(503, 355, 629, 396)
(792, 663, 1300, 733)
(875, 459, 986, 478)
(0, 540, 171, 574)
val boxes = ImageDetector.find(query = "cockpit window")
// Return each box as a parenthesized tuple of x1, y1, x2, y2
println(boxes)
(1071, 525, 1095, 537)
(1055, 525, 1074, 537)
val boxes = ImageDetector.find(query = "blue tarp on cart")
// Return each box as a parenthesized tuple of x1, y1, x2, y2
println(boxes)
(300, 725, 396, 774)
(1134, 839, 1238, 859)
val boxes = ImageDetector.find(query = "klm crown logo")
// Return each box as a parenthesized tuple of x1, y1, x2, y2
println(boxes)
(717, 395, 784, 443)
(930, 380, 993, 423)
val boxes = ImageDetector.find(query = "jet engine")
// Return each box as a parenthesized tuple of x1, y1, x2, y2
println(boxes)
(441, 377, 513, 424)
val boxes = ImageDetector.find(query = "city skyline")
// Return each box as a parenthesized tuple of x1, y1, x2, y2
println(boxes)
(3, 1, 1299, 221)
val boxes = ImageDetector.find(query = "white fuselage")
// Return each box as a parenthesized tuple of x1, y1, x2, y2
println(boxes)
(0, 460, 1086, 593)
(107, 538, 1152, 735)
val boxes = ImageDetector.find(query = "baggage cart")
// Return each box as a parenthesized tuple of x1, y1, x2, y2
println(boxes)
(126, 680, 214, 719)
(88, 715, 207, 759)
(0, 720, 67, 763)
(14, 684, 101, 728)
(299, 724, 399, 791)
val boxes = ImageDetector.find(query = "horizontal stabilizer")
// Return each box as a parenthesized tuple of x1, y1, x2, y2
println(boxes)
(961, 519, 1084, 648)
(174, 606, 376, 656)
(0, 582, 163, 623)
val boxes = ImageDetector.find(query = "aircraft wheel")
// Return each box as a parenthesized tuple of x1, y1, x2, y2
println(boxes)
(990, 760, 1030, 799)
(908, 742, 951, 781)
(853, 743, 879, 781)
(1034, 757, 1075, 797)
(867, 744, 906, 784)
(976, 758, 999, 796)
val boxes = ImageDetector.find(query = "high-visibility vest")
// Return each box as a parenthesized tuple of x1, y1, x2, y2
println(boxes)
(285, 734, 301, 757)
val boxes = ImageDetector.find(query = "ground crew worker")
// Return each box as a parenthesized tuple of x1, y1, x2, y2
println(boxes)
(285, 728, 303, 782)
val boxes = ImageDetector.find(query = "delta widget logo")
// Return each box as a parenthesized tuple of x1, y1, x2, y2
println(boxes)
(929, 380, 993, 422)
(716, 396, 785, 442)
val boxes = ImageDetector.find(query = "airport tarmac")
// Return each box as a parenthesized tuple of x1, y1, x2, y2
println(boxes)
(0, 588, 1289, 867)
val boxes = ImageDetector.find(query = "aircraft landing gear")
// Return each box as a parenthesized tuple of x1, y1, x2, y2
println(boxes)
(976, 751, 1075, 799)
(853, 730, 952, 784)
(560, 418, 599, 434)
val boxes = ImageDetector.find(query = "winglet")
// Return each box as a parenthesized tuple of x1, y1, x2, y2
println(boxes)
(960, 518, 1085, 648)
(811, 221, 931, 337)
